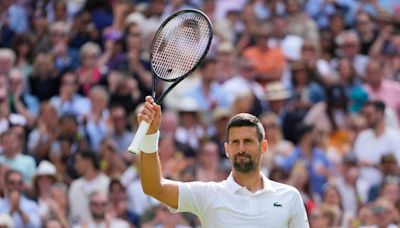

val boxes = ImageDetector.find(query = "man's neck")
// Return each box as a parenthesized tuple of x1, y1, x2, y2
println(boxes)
(373, 122, 385, 137)
(232, 170, 263, 193)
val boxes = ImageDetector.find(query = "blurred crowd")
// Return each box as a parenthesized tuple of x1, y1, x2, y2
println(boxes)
(0, 0, 400, 227)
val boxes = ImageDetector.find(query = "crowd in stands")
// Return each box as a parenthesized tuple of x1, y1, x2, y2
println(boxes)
(0, 0, 400, 227)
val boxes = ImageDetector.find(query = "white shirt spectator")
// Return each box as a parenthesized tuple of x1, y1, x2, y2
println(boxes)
(353, 128, 400, 188)
(68, 173, 110, 223)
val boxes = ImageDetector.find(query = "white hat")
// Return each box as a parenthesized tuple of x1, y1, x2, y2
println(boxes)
(35, 160, 57, 177)
(176, 96, 199, 112)
(264, 81, 292, 101)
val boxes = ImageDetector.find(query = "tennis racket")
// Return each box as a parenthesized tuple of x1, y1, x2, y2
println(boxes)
(128, 9, 213, 154)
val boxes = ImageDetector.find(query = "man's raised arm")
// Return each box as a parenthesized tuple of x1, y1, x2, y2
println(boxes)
(137, 96, 179, 209)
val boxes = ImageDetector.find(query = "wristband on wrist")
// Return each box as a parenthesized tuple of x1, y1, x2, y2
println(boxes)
(140, 131, 160, 153)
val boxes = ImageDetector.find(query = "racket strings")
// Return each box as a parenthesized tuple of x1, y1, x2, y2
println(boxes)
(152, 12, 211, 81)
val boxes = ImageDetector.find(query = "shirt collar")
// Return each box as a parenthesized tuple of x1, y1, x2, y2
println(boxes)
(226, 172, 276, 194)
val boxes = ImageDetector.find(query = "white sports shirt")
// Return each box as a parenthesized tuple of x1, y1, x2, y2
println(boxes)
(170, 172, 310, 228)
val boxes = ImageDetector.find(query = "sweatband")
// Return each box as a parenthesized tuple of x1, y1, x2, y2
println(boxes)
(140, 131, 160, 153)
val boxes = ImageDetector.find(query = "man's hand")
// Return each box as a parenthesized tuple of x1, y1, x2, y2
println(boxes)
(138, 96, 162, 135)
(9, 191, 20, 214)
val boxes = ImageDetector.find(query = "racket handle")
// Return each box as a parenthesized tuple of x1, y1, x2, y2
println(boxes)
(128, 121, 150, 154)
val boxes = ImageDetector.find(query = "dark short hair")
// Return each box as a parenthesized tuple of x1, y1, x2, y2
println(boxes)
(226, 113, 265, 142)
(294, 122, 315, 142)
(364, 100, 385, 113)
(77, 150, 99, 170)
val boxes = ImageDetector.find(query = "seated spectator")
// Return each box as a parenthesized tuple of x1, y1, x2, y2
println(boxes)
(242, 23, 286, 85)
(76, 42, 102, 96)
(84, 86, 110, 151)
(68, 150, 110, 224)
(28, 102, 59, 163)
(0, 130, 36, 186)
(195, 141, 225, 182)
(49, 71, 90, 118)
(281, 123, 333, 197)
(28, 52, 59, 102)
(107, 179, 139, 227)
(73, 191, 129, 228)
(108, 105, 134, 154)
(8, 68, 39, 127)
(368, 153, 400, 202)
(260, 112, 294, 172)
(0, 169, 40, 227)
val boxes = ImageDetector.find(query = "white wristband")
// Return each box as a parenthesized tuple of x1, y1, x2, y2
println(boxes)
(140, 131, 160, 153)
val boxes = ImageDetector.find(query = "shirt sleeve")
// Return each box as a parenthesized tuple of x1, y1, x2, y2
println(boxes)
(288, 189, 310, 228)
(169, 181, 215, 217)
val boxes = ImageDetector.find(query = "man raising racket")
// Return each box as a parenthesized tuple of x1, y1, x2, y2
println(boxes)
(137, 96, 309, 227)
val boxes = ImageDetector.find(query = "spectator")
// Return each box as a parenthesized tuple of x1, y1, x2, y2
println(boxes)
(76, 42, 102, 96)
(0, 130, 36, 185)
(222, 57, 265, 115)
(0, 169, 40, 227)
(10, 34, 34, 79)
(84, 86, 110, 151)
(28, 102, 59, 163)
(68, 150, 110, 224)
(242, 23, 286, 84)
(260, 112, 294, 172)
(8, 68, 39, 127)
(368, 153, 400, 202)
(195, 141, 225, 182)
(286, 161, 316, 213)
(281, 123, 333, 197)
(98, 137, 126, 179)
(74, 191, 129, 228)
(332, 30, 369, 78)
(285, 0, 319, 44)
(109, 104, 134, 154)
(354, 100, 400, 190)
(32, 161, 58, 222)
(49, 71, 90, 118)
(0, 49, 15, 75)
(355, 11, 378, 55)
(363, 60, 400, 120)
(28, 52, 59, 102)
(184, 58, 230, 112)
(107, 179, 139, 227)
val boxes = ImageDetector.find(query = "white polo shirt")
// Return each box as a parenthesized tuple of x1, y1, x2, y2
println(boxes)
(170, 172, 309, 228)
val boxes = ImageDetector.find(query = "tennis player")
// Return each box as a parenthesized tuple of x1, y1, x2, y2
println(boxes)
(137, 96, 309, 227)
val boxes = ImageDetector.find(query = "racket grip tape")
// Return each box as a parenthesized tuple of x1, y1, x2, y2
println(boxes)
(128, 121, 150, 154)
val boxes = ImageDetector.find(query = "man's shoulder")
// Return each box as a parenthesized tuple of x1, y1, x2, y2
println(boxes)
(270, 180, 301, 196)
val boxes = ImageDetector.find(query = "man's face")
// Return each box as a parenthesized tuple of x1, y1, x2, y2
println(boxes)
(1, 133, 17, 157)
(362, 105, 381, 128)
(5, 172, 23, 192)
(366, 62, 382, 87)
(90, 193, 108, 220)
(225, 126, 267, 174)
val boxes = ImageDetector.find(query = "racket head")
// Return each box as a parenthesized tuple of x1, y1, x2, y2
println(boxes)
(150, 9, 213, 82)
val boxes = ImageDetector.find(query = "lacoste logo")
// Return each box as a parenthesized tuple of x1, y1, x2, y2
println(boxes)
(273, 202, 282, 207)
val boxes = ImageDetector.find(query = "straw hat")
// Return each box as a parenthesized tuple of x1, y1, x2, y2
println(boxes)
(264, 81, 292, 101)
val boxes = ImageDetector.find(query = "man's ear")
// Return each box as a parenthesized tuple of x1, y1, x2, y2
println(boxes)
(224, 142, 229, 158)
(261, 139, 268, 155)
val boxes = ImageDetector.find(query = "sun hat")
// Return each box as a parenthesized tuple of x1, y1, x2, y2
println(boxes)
(264, 81, 292, 101)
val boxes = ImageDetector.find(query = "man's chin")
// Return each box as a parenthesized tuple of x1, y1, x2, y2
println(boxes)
(233, 161, 255, 173)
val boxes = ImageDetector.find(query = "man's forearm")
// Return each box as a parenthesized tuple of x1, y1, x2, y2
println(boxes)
(140, 152, 163, 197)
